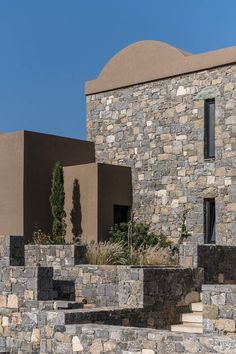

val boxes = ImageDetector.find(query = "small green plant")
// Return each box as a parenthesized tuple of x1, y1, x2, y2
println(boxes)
(178, 209, 191, 244)
(49, 161, 67, 244)
(109, 222, 172, 250)
(32, 229, 53, 245)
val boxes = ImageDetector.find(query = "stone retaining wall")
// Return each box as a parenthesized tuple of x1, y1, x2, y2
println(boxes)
(179, 243, 198, 268)
(25, 244, 86, 268)
(198, 245, 236, 283)
(0, 236, 24, 266)
(42, 323, 236, 354)
(0, 266, 54, 306)
(53, 265, 143, 307)
(53, 265, 203, 314)
(0, 266, 54, 352)
(203, 284, 236, 334)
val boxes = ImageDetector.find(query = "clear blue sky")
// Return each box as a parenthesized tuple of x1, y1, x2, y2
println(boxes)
(0, 0, 236, 139)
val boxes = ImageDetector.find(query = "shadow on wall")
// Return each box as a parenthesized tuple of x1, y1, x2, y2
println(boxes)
(70, 179, 82, 243)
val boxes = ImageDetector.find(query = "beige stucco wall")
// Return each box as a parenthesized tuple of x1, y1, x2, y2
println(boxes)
(23, 131, 95, 241)
(0, 131, 24, 235)
(64, 163, 98, 244)
(64, 163, 132, 244)
(0, 130, 96, 240)
(98, 163, 132, 242)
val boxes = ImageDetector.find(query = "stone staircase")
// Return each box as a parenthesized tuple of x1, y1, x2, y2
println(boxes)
(171, 293, 203, 334)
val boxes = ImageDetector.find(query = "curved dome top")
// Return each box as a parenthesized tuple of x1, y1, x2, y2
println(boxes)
(85, 40, 236, 94)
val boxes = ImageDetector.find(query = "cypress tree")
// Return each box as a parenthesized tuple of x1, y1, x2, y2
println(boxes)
(49, 161, 66, 244)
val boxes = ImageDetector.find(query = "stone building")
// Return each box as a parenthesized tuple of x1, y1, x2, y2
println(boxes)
(86, 40, 236, 246)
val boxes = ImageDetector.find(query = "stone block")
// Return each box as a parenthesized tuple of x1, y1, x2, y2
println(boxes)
(203, 304, 218, 320)
(72, 336, 83, 351)
(211, 294, 226, 306)
(215, 318, 236, 333)
(7, 295, 18, 309)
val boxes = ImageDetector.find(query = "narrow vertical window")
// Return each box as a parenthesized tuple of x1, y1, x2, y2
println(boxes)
(204, 198, 216, 244)
(204, 99, 215, 159)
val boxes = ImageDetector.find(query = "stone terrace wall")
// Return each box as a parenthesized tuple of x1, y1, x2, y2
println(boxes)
(198, 245, 236, 283)
(42, 267, 203, 330)
(203, 284, 236, 334)
(53, 265, 143, 308)
(0, 266, 54, 352)
(0, 266, 53, 306)
(25, 244, 86, 268)
(0, 236, 24, 266)
(87, 64, 236, 245)
(43, 323, 236, 354)
(53, 265, 203, 316)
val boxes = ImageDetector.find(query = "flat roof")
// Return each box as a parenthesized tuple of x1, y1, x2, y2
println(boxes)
(85, 40, 236, 95)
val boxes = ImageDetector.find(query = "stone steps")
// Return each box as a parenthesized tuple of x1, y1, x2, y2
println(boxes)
(171, 292, 203, 334)
(191, 302, 203, 312)
(54, 301, 84, 310)
(182, 312, 203, 323)
(171, 323, 203, 334)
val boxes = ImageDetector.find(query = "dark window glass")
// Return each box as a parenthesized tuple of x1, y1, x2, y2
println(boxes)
(204, 99, 215, 159)
(204, 198, 216, 244)
(114, 205, 129, 225)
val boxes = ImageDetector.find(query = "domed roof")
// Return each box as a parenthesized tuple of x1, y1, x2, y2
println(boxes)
(85, 40, 236, 94)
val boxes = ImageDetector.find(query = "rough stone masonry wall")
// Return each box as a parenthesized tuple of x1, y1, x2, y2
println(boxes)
(0, 236, 24, 266)
(25, 245, 76, 268)
(53, 265, 203, 316)
(44, 323, 236, 354)
(198, 245, 236, 283)
(87, 64, 236, 245)
(0, 266, 54, 352)
(180, 243, 236, 273)
(52, 265, 144, 308)
(203, 284, 236, 335)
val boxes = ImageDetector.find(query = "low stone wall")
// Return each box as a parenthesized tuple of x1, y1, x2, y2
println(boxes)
(203, 284, 236, 334)
(25, 244, 86, 268)
(75, 266, 143, 308)
(40, 267, 204, 331)
(180, 244, 236, 284)
(53, 265, 203, 316)
(0, 266, 54, 352)
(0, 236, 24, 266)
(53, 265, 143, 308)
(0, 266, 54, 306)
(42, 323, 236, 354)
(179, 243, 198, 268)
(198, 245, 236, 283)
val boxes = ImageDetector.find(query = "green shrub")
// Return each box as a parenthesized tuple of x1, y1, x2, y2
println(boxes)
(109, 222, 172, 250)
(178, 209, 191, 244)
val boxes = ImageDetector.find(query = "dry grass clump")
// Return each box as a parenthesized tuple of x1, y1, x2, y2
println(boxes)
(86, 242, 178, 266)
(135, 245, 178, 266)
(32, 229, 53, 245)
(86, 241, 127, 265)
